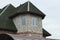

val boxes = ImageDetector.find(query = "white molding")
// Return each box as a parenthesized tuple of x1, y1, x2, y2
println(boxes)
(27, 1, 30, 11)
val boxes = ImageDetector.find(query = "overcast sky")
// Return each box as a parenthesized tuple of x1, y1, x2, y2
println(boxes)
(0, 0, 60, 39)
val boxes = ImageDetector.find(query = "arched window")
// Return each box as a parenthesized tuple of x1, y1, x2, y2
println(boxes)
(0, 34, 14, 40)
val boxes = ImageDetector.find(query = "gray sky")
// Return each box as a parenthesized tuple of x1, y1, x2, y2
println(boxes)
(0, 0, 60, 39)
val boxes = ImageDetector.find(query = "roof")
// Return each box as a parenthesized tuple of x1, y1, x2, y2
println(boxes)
(0, 5, 8, 13)
(0, 4, 17, 32)
(43, 29, 51, 37)
(10, 1, 45, 19)
(0, 4, 16, 17)
(0, 9, 1, 13)
(0, 15, 17, 32)
(0, 9, 2, 13)
(0, 1, 51, 37)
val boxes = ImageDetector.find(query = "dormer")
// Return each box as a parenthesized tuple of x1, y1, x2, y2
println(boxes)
(11, 1, 45, 35)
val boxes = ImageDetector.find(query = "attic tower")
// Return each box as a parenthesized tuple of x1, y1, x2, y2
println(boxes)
(12, 1, 45, 40)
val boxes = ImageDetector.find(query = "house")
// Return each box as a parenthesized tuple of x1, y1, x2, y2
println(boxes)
(0, 1, 51, 40)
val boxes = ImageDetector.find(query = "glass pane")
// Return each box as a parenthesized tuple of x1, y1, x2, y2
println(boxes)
(22, 16, 26, 25)
(32, 16, 38, 26)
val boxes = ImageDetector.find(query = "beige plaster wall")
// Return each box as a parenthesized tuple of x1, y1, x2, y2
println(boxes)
(13, 14, 42, 34)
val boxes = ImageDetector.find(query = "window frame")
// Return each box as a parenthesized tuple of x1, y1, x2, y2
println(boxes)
(32, 16, 38, 26)
(21, 15, 26, 26)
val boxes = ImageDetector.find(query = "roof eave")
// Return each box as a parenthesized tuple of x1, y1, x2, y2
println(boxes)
(43, 28, 51, 37)
(9, 11, 46, 19)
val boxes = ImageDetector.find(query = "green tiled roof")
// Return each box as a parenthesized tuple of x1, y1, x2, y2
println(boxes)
(12, 1, 45, 19)
(0, 4, 17, 32)
(1, 4, 16, 17)
(0, 9, 1, 13)
(0, 5, 8, 13)
(43, 29, 51, 37)
(0, 15, 17, 32)
(0, 1, 51, 36)
(0, 9, 2, 13)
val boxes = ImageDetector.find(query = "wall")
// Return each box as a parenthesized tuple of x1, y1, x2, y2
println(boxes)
(13, 14, 42, 34)
(9, 34, 43, 40)
(12, 13, 43, 40)
(0, 31, 43, 40)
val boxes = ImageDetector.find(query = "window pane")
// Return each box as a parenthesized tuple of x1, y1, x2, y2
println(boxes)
(32, 16, 38, 26)
(22, 16, 26, 25)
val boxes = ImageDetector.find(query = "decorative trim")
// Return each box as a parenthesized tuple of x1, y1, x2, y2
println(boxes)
(27, 1, 30, 11)
(16, 32, 42, 35)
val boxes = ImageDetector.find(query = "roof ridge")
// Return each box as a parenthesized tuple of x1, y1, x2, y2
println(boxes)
(27, 1, 30, 11)
(0, 4, 16, 16)
(0, 4, 10, 15)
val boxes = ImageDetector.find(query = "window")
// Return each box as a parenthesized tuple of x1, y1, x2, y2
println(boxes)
(32, 16, 38, 26)
(22, 16, 26, 25)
